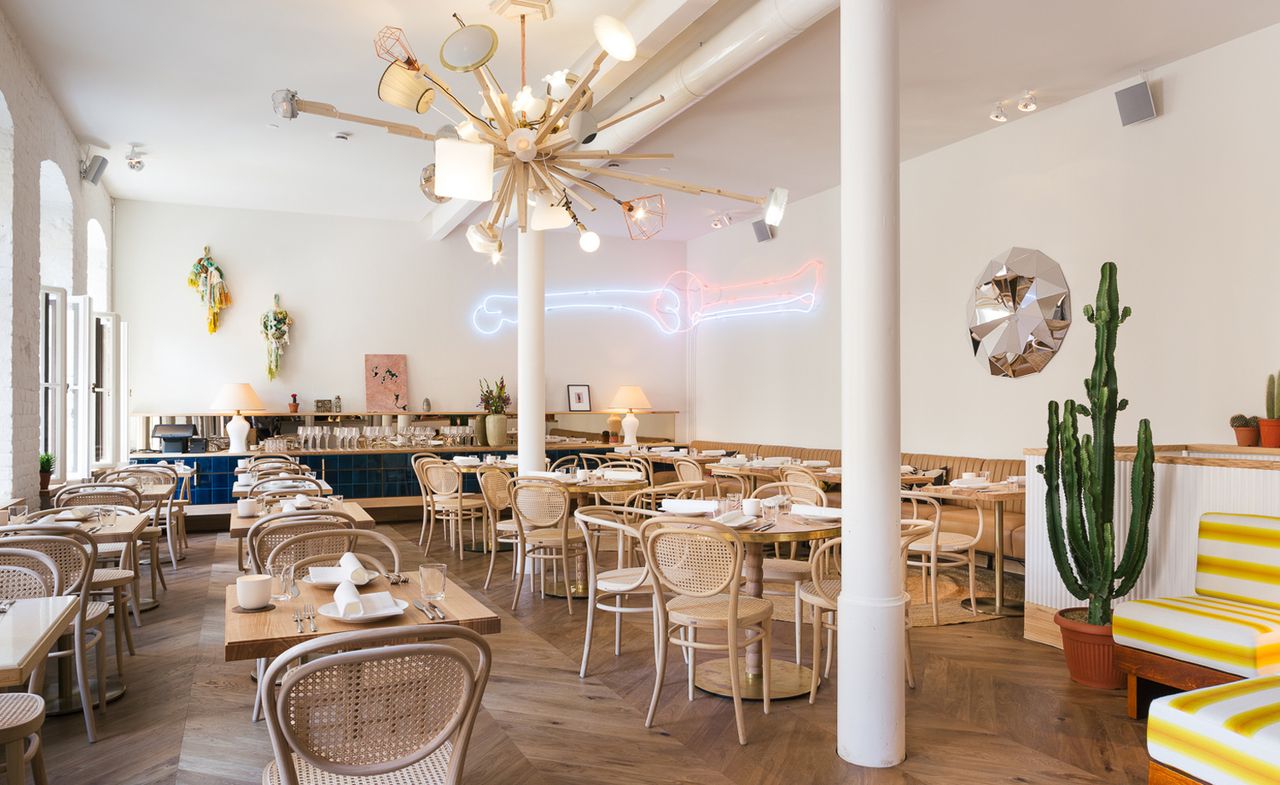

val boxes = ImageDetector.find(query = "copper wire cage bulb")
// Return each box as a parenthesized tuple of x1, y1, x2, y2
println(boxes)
(621, 194, 666, 240)
(374, 26, 419, 69)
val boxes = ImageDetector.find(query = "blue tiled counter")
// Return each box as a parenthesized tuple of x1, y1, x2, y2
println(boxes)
(130, 446, 616, 506)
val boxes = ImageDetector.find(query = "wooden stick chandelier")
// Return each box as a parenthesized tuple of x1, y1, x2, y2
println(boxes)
(272, 4, 788, 260)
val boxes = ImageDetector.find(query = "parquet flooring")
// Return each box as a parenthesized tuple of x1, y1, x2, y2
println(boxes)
(33, 523, 1151, 785)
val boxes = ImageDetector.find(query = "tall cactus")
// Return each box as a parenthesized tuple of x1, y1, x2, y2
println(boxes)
(1041, 262, 1155, 626)
(1268, 373, 1278, 420)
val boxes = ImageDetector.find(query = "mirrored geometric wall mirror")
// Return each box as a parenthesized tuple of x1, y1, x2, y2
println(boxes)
(968, 247, 1072, 378)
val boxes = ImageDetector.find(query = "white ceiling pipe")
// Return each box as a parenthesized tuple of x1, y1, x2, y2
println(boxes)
(584, 0, 836, 153)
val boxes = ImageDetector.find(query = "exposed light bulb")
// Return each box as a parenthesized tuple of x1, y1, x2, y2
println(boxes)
(990, 103, 1008, 123)
(506, 128, 538, 162)
(490, 251, 502, 265)
(634, 207, 647, 220)
(577, 225, 600, 253)
(1018, 90, 1037, 112)
(512, 85, 544, 117)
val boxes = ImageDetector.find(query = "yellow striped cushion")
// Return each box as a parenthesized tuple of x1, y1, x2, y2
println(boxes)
(1112, 596, 1280, 678)
(1197, 513, 1280, 609)
(1148, 675, 1280, 785)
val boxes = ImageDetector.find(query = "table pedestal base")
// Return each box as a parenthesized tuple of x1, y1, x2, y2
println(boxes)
(961, 597, 1024, 616)
(695, 659, 812, 700)
(44, 675, 127, 716)
(543, 581, 590, 599)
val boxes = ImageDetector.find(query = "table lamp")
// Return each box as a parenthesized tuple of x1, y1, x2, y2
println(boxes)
(211, 382, 265, 453)
(610, 386, 652, 446)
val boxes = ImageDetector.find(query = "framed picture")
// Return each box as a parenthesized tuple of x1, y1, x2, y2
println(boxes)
(566, 384, 592, 412)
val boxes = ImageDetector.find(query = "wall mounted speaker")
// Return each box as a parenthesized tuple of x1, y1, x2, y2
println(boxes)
(752, 219, 776, 243)
(80, 154, 108, 185)
(1115, 81, 1156, 126)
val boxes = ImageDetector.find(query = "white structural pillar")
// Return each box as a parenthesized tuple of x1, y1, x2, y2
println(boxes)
(837, 0, 904, 768)
(516, 228, 546, 475)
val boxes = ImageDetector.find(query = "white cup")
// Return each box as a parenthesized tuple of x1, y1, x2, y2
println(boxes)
(236, 575, 272, 610)
(236, 499, 258, 517)
(962, 472, 979, 480)
(576, 469, 589, 482)
(742, 499, 762, 518)
(238, 458, 250, 469)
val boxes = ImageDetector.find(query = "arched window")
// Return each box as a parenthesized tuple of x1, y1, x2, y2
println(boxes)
(38, 161, 73, 479)
(39, 161, 73, 290)
(0, 92, 13, 497)
(87, 218, 109, 310)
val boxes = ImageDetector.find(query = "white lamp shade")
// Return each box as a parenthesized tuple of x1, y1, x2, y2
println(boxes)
(610, 385, 651, 411)
(594, 16, 636, 62)
(530, 192, 573, 230)
(434, 138, 494, 201)
(505, 128, 538, 162)
(211, 383, 265, 413)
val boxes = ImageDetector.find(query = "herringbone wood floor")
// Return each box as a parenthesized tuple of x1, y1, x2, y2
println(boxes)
(33, 523, 1150, 784)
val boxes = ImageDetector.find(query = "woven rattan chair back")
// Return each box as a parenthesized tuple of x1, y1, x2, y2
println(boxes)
(251, 464, 301, 479)
(102, 465, 177, 487)
(421, 462, 464, 496)
(250, 454, 298, 466)
(247, 513, 357, 574)
(261, 625, 491, 785)
(249, 475, 324, 497)
(54, 483, 143, 509)
(673, 458, 704, 484)
(0, 528, 95, 623)
(806, 537, 843, 606)
(574, 505, 655, 592)
(509, 478, 569, 530)
(26, 505, 140, 524)
(750, 481, 827, 506)
(779, 465, 822, 488)
(0, 547, 60, 598)
(268, 529, 402, 576)
(596, 460, 650, 504)
(901, 492, 945, 553)
(477, 467, 512, 514)
(549, 455, 579, 472)
(579, 454, 605, 470)
(643, 517, 743, 599)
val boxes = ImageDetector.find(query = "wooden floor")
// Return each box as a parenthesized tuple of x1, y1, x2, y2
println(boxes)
(34, 523, 1152, 785)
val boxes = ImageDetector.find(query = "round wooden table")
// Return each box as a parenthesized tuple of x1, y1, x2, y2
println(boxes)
(694, 512, 842, 701)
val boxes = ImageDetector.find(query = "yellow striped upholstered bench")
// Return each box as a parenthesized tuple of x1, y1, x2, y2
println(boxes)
(1146, 675, 1280, 784)
(1113, 512, 1280, 719)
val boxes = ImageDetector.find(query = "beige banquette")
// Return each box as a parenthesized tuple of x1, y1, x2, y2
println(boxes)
(689, 441, 1027, 560)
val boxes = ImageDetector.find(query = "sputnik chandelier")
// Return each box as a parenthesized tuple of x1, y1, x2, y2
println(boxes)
(272, 2, 788, 261)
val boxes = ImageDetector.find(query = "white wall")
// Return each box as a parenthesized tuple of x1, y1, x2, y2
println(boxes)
(113, 201, 687, 429)
(689, 23, 1280, 457)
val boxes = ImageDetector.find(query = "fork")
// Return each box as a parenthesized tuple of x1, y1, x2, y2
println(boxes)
(0, 600, 14, 614)
(305, 603, 318, 632)
(293, 608, 304, 634)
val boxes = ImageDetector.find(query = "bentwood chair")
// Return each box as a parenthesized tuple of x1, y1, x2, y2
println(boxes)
(573, 505, 659, 678)
(101, 466, 178, 606)
(0, 690, 49, 785)
(748, 482, 831, 661)
(267, 528, 403, 581)
(249, 475, 325, 497)
(507, 478, 584, 613)
(671, 457, 712, 497)
(643, 517, 773, 746)
(246, 511, 360, 575)
(249, 453, 298, 466)
(260, 625, 491, 785)
(413, 457, 485, 558)
(0, 529, 107, 743)
(477, 467, 516, 591)
(549, 455, 579, 473)
(903, 491, 979, 625)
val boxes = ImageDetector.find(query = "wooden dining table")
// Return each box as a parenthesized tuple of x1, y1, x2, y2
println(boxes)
(0, 596, 79, 688)
(229, 500, 375, 571)
(907, 482, 1026, 616)
(223, 574, 500, 662)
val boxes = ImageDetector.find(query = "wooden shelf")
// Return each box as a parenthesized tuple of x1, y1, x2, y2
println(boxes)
(132, 410, 679, 418)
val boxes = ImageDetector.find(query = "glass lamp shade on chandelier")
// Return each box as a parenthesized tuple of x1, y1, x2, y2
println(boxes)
(270, 3, 789, 256)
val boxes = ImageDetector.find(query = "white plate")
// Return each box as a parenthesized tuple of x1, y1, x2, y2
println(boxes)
(949, 479, 994, 489)
(316, 598, 408, 623)
(794, 508, 841, 522)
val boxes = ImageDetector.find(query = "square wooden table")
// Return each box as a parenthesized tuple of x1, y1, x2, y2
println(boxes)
(223, 574, 500, 662)
(0, 596, 79, 687)
(232, 479, 333, 498)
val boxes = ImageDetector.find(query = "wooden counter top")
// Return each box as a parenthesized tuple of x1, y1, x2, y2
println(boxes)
(131, 441, 685, 459)
(1022, 443, 1280, 470)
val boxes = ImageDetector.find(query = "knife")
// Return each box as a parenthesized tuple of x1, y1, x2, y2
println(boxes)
(412, 599, 434, 621)
(425, 601, 446, 620)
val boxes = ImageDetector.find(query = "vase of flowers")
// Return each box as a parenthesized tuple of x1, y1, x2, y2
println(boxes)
(479, 377, 512, 448)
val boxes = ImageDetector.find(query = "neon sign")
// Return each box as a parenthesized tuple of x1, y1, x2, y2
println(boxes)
(471, 260, 823, 335)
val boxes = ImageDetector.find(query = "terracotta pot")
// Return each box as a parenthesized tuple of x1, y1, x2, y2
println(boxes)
(486, 414, 508, 448)
(1260, 419, 1280, 448)
(287, 403, 299, 413)
(1053, 609, 1124, 689)
(39, 471, 51, 491)
(1234, 426, 1260, 447)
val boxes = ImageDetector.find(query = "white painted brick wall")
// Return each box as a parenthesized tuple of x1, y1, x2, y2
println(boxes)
(0, 8, 114, 501)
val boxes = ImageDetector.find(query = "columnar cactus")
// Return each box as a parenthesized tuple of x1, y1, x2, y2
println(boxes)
(1268, 373, 1279, 420)
(1041, 262, 1155, 626)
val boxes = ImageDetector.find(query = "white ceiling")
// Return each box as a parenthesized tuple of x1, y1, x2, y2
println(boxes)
(3, 0, 1280, 241)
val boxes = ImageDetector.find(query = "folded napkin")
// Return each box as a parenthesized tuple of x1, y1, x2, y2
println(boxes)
(712, 511, 754, 528)
(828, 467, 843, 475)
(900, 465, 915, 474)
(294, 493, 314, 508)
(701, 449, 726, 457)
(760, 495, 786, 508)
(505, 455, 519, 463)
(660, 498, 718, 514)
(792, 504, 841, 520)
(802, 460, 830, 468)
(333, 581, 397, 619)
(762, 456, 791, 466)
(54, 508, 92, 522)
(310, 552, 372, 586)
(453, 456, 481, 466)
(603, 469, 643, 481)
(651, 446, 675, 453)
(523, 470, 565, 480)
(721, 457, 748, 466)
(613, 445, 636, 454)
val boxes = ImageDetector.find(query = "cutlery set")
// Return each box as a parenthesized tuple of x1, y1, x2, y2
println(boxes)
(413, 599, 447, 620)
(294, 604, 318, 633)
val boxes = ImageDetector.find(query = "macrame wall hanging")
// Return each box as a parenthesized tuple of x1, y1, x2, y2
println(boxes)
(187, 245, 232, 333)
(260, 293, 294, 380)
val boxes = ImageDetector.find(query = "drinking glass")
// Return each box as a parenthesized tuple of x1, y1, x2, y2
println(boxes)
(726, 492, 743, 512)
(100, 507, 119, 530)
(8, 504, 28, 523)
(271, 563, 296, 603)
(419, 563, 447, 601)
(763, 502, 780, 523)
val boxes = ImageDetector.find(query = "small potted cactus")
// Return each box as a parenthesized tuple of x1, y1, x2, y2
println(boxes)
(1230, 414, 1260, 447)
(287, 393, 300, 414)
(1260, 374, 1280, 448)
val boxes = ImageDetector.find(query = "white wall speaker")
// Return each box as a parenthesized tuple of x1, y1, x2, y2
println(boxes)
(1115, 81, 1156, 127)
(81, 154, 108, 185)
(752, 219, 775, 242)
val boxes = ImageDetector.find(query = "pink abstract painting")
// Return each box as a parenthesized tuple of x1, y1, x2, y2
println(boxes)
(364, 354, 409, 411)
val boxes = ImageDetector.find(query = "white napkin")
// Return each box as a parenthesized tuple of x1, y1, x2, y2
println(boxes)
(721, 456, 747, 466)
(614, 445, 635, 454)
(54, 508, 91, 522)
(157, 460, 169, 466)
(453, 456, 481, 466)
(712, 511, 754, 528)
(651, 446, 675, 453)
(333, 580, 363, 618)
(802, 460, 830, 468)
(505, 455, 519, 463)
(760, 495, 786, 508)
(524, 470, 564, 480)
(294, 493, 313, 508)
(792, 504, 841, 520)
(311, 552, 371, 586)
(829, 467, 843, 475)
(701, 449, 726, 457)
(660, 499, 718, 514)
(762, 456, 790, 466)
(603, 469, 643, 481)
(900, 465, 915, 474)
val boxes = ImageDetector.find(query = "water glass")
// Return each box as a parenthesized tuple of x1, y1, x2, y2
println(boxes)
(329, 494, 344, 509)
(419, 563, 447, 601)
(763, 503, 780, 523)
(725, 493, 743, 513)
(8, 504, 28, 523)
(271, 563, 297, 602)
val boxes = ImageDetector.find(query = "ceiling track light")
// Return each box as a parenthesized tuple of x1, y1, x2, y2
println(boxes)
(1018, 90, 1037, 112)
(125, 144, 146, 171)
(989, 103, 1008, 123)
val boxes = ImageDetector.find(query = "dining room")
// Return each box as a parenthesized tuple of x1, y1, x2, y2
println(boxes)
(4, 2, 1280, 784)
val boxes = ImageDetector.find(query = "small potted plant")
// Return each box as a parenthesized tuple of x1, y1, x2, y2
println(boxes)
(1042, 263, 1155, 689)
(478, 377, 512, 448)
(288, 393, 300, 413)
(1230, 414, 1260, 447)
(1260, 374, 1280, 448)
(38, 452, 55, 490)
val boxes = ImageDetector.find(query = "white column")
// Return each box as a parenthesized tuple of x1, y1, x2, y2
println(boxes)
(516, 228, 546, 474)
(838, 0, 903, 769)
